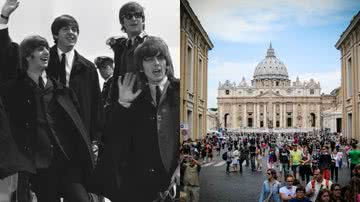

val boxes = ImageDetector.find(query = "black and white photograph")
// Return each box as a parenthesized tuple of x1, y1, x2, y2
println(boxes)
(0, 0, 180, 201)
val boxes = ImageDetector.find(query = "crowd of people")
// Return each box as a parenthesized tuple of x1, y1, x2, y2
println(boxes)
(0, 0, 179, 201)
(180, 131, 360, 202)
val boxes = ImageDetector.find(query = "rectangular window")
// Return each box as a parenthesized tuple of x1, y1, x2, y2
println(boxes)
(187, 110, 193, 139)
(347, 57, 352, 97)
(199, 114, 203, 138)
(287, 118, 292, 127)
(248, 118, 253, 127)
(198, 58, 203, 98)
(348, 113, 352, 139)
(187, 46, 193, 92)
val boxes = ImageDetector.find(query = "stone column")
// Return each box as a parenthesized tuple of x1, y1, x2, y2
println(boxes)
(253, 104, 257, 128)
(316, 104, 321, 129)
(303, 104, 307, 128)
(293, 103, 297, 127)
(257, 104, 261, 128)
(232, 104, 237, 129)
(273, 104, 277, 128)
(280, 103, 283, 128)
(243, 104, 247, 127)
(284, 103, 287, 128)
(264, 104, 267, 128)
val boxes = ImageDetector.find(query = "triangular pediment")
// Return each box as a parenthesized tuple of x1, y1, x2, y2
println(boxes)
(256, 90, 283, 98)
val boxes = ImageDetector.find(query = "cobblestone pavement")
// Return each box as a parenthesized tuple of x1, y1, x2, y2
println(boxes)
(199, 150, 351, 202)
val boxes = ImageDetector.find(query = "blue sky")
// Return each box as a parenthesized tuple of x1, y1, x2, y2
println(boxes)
(188, 0, 360, 108)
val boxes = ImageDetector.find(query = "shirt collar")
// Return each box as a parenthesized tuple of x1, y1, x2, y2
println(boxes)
(26, 70, 47, 86)
(149, 76, 168, 92)
(57, 48, 75, 67)
(127, 31, 147, 47)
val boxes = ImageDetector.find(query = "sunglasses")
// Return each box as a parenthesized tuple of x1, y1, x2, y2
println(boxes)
(123, 12, 143, 20)
(267, 173, 272, 175)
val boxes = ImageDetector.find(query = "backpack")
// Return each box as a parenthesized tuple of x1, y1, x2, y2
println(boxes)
(222, 152, 228, 161)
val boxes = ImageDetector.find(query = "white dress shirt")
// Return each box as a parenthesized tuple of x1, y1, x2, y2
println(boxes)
(57, 48, 75, 87)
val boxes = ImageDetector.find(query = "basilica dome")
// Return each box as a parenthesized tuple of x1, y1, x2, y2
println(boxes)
(253, 44, 289, 80)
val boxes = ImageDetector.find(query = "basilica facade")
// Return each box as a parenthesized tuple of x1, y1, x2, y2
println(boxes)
(217, 44, 336, 133)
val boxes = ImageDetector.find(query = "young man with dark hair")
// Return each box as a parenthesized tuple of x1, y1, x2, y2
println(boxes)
(93, 36, 179, 201)
(94, 56, 114, 106)
(107, 1, 174, 104)
(46, 13, 104, 148)
(0, 1, 94, 201)
(305, 167, 332, 202)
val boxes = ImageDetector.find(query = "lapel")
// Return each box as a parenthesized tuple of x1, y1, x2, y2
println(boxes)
(70, 50, 86, 77)
(142, 85, 155, 107)
(48, 46, 61, 80)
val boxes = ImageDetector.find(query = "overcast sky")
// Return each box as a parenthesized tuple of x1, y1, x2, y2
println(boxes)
(2, 0, 180, 85)
(188, 0, 360, 108)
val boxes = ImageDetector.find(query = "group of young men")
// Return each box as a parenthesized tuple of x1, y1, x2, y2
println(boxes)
(0, 0, 179, 201)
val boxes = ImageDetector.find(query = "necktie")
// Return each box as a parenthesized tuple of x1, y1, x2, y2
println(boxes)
(38, 76, 45, 90)
(156, 85, 161, 106)
(59, 53, 66, 85)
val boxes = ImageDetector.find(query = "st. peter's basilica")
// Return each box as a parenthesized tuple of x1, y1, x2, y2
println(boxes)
(217, 44, 339, 133)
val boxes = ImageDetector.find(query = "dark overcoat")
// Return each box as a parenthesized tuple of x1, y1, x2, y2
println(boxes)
(47, 46, 104, 142)
(90, 78, 180, 201)
(0, 75, 95, 179)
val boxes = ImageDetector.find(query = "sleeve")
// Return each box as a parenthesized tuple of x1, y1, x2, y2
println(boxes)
(305, 182, 311, 193)
(259, 182, 265, 202)
(0, 28, 19, 84)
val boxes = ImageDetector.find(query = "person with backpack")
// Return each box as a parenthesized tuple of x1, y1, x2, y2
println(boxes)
(305, 167, 333, 202)
(279, 144, 291, 180)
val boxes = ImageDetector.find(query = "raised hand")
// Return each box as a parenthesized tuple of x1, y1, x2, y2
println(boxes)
(1, 0, 20, 17)
(117, 73, 142, 104)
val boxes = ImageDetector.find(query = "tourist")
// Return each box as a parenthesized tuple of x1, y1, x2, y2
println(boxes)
(259, 168, 281, 202)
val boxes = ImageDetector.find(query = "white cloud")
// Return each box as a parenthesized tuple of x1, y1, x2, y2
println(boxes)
(188, 0, 358, 43)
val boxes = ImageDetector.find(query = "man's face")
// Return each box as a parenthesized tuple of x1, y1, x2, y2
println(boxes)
(27, 46, 49, 70)
(55, 25, 78, 50)
(313, 170, 322, 182)
(99, 64, 114, 80)
(286, 177, 294, 188)
(122, 12, 144, 36)
(142, 53, 167, 84)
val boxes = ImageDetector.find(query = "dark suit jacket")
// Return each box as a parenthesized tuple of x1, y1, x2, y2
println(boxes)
(0, 27, 94, 179)
(90, 78, 180, 201)
(47, 46, 104, 142)
(0, 75, 95, 179)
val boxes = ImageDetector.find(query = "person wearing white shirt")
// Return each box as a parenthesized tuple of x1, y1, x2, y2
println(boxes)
(279, 175, 297, 202)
